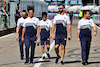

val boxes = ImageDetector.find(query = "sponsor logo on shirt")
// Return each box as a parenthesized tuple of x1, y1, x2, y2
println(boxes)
(64, 17, 66, 19)
(33, 19, 36, 21)
(46, 22, 49, 24)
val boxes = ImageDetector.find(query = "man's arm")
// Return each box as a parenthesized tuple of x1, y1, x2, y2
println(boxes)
(50, 23, 55, 40)
(36, 26, 41, 39)
(16, 26, 19, 41)
(68, 24, 71, 34)
(21, 27, 26, 42)
(77, 29, 80, 42)
(93, 26, 97, 36)
(68, 24, 72, 40)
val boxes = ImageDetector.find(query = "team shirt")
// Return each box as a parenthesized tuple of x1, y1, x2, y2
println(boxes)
(17, 17, 25, 36)
(77, 18, 96, 40)
(23, 17, 39, 37)
(38, 19, 52, 39)
(53, 14, 71, 37)
(77, 18, 95, 29)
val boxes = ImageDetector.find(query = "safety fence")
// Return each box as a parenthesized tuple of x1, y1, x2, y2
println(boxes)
(0, 13, 16, 30)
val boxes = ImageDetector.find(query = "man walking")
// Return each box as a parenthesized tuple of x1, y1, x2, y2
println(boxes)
(77, 10, 97, 65)
(50, 5, 72, 64)
(21, 7, 39, 64)
(16, 10, 27, 60)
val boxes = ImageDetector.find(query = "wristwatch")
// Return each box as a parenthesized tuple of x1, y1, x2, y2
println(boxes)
(94, 31, 97, 33)
(69, 34, 72, 36)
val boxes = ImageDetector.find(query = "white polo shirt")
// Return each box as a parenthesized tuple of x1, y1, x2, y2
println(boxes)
(17, 17, 25, 26)
(53, 14, 70, 25)
(77, 18, 96, 29)
(23, 17, 39, 27)
(38, 19, 52, 29)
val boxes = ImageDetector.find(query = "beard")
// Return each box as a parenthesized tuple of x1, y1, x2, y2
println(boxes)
(59, 10, 64, 14)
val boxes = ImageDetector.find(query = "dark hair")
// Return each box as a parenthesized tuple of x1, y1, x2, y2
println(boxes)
(28, 7, 34, 12)
(16, 10, 18, 13)
(83, 10, 90, 16)
(22, 10, 26, 12)
(42, 12, 47, 16)
(59, 4, 65, 8)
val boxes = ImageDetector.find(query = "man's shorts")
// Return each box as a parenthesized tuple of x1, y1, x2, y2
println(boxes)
(55, 36, 67, 46)
(40, 38, 50, 45)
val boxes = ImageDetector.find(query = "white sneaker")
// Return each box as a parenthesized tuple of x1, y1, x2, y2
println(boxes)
(46, 50, 50, 59)
(42, 54, 45, 59)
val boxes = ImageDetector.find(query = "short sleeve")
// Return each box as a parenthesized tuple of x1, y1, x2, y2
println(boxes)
(37, 21, 40, 26)
(36, 18, 40, 26)
(66, 16, 71, 24)
(53, 16, 56, 24)
(23, 20, 26, 27)
(77, 21, 81, 29)
(90, 19, 96, 27)
(17, 19, 20, 26)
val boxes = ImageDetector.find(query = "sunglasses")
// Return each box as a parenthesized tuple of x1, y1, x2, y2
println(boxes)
(58, 8, 63, 9)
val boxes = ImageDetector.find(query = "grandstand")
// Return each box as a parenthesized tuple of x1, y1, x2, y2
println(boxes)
(48, 5, 100, 14)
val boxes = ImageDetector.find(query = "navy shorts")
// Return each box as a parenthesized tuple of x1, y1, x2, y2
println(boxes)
(40, 38, 50, 45)
(55, 36, 67, 46)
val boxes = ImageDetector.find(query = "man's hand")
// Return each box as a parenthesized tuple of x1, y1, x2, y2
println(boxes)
(93, 26, 97, 36)
(36, 35, 40, 39)
(16, 35, 18, 41)
(68, 35, 72, 40)
(77, 38, 80, 42)
(21, 37, 24, 42)
(50, 34, 55, 40)
(93, 32, 97, 36)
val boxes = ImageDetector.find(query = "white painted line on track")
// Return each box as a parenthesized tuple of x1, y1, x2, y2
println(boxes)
(33, 41, 55, 67)
(0, 33, 15, 39)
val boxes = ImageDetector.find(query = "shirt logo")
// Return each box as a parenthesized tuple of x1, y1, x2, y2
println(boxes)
(46, 22, 48, 24)
(33, 19, 36, 21)
(64, 17, 66, 19)
(89, 21, 91, 23)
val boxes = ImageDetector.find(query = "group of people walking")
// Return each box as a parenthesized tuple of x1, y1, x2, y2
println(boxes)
(16, 4, 97, 65)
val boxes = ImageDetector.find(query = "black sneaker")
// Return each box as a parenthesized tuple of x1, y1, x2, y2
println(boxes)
(30, 61, 33, 64)
(55, 55, 61, 64)
(21, 57, 24, 60)
(86, 61, 89, 64)
(24, 60, 29, 64)
(55, 57, 59, 63)
(46, 51, 50, 59)
(61, 61, 64, 65)
(82, 61, 88, 66)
